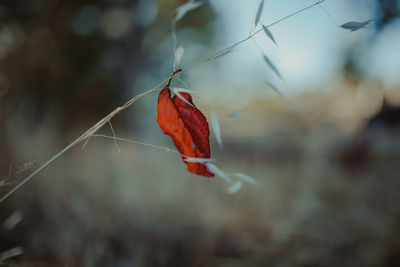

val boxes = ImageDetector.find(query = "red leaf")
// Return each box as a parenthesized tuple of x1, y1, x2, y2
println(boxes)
(157, 87, 214, 177)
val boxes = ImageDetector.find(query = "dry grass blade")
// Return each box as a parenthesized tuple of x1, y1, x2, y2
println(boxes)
(228, 181, 242, 194)
(234, 173, 257, 184)
(184, 157, 214, 163)
(254, 0, 265, 27)
(206, 163, 231, 183)
(263, 54, 282, 79)
(174, 87, 197, 94)
(265, 80, 284, 96)
(210, 111, 223, 148)
(174, 45, 184, 69)
(262, 24, 278, 46)
(341, 19, 372, 31)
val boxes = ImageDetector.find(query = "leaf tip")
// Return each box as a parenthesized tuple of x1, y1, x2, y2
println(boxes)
(254, 0, 265, 27)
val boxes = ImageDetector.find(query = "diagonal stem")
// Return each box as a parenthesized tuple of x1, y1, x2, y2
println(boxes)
(0, 0, 325, 202)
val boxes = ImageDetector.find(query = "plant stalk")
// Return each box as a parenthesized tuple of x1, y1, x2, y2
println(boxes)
(0, 0, 325, 202)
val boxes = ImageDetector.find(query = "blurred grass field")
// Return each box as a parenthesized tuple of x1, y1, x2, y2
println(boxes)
(2, 83, 400, 266)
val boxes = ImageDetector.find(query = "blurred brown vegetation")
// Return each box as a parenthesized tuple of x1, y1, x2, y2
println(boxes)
(1, 0, 400, 266)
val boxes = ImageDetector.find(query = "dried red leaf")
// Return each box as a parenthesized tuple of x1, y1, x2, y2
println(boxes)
(157, 87, 214, 177)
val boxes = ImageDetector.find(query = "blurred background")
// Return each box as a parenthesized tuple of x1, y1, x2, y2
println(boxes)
(1, 0, 400, 266)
